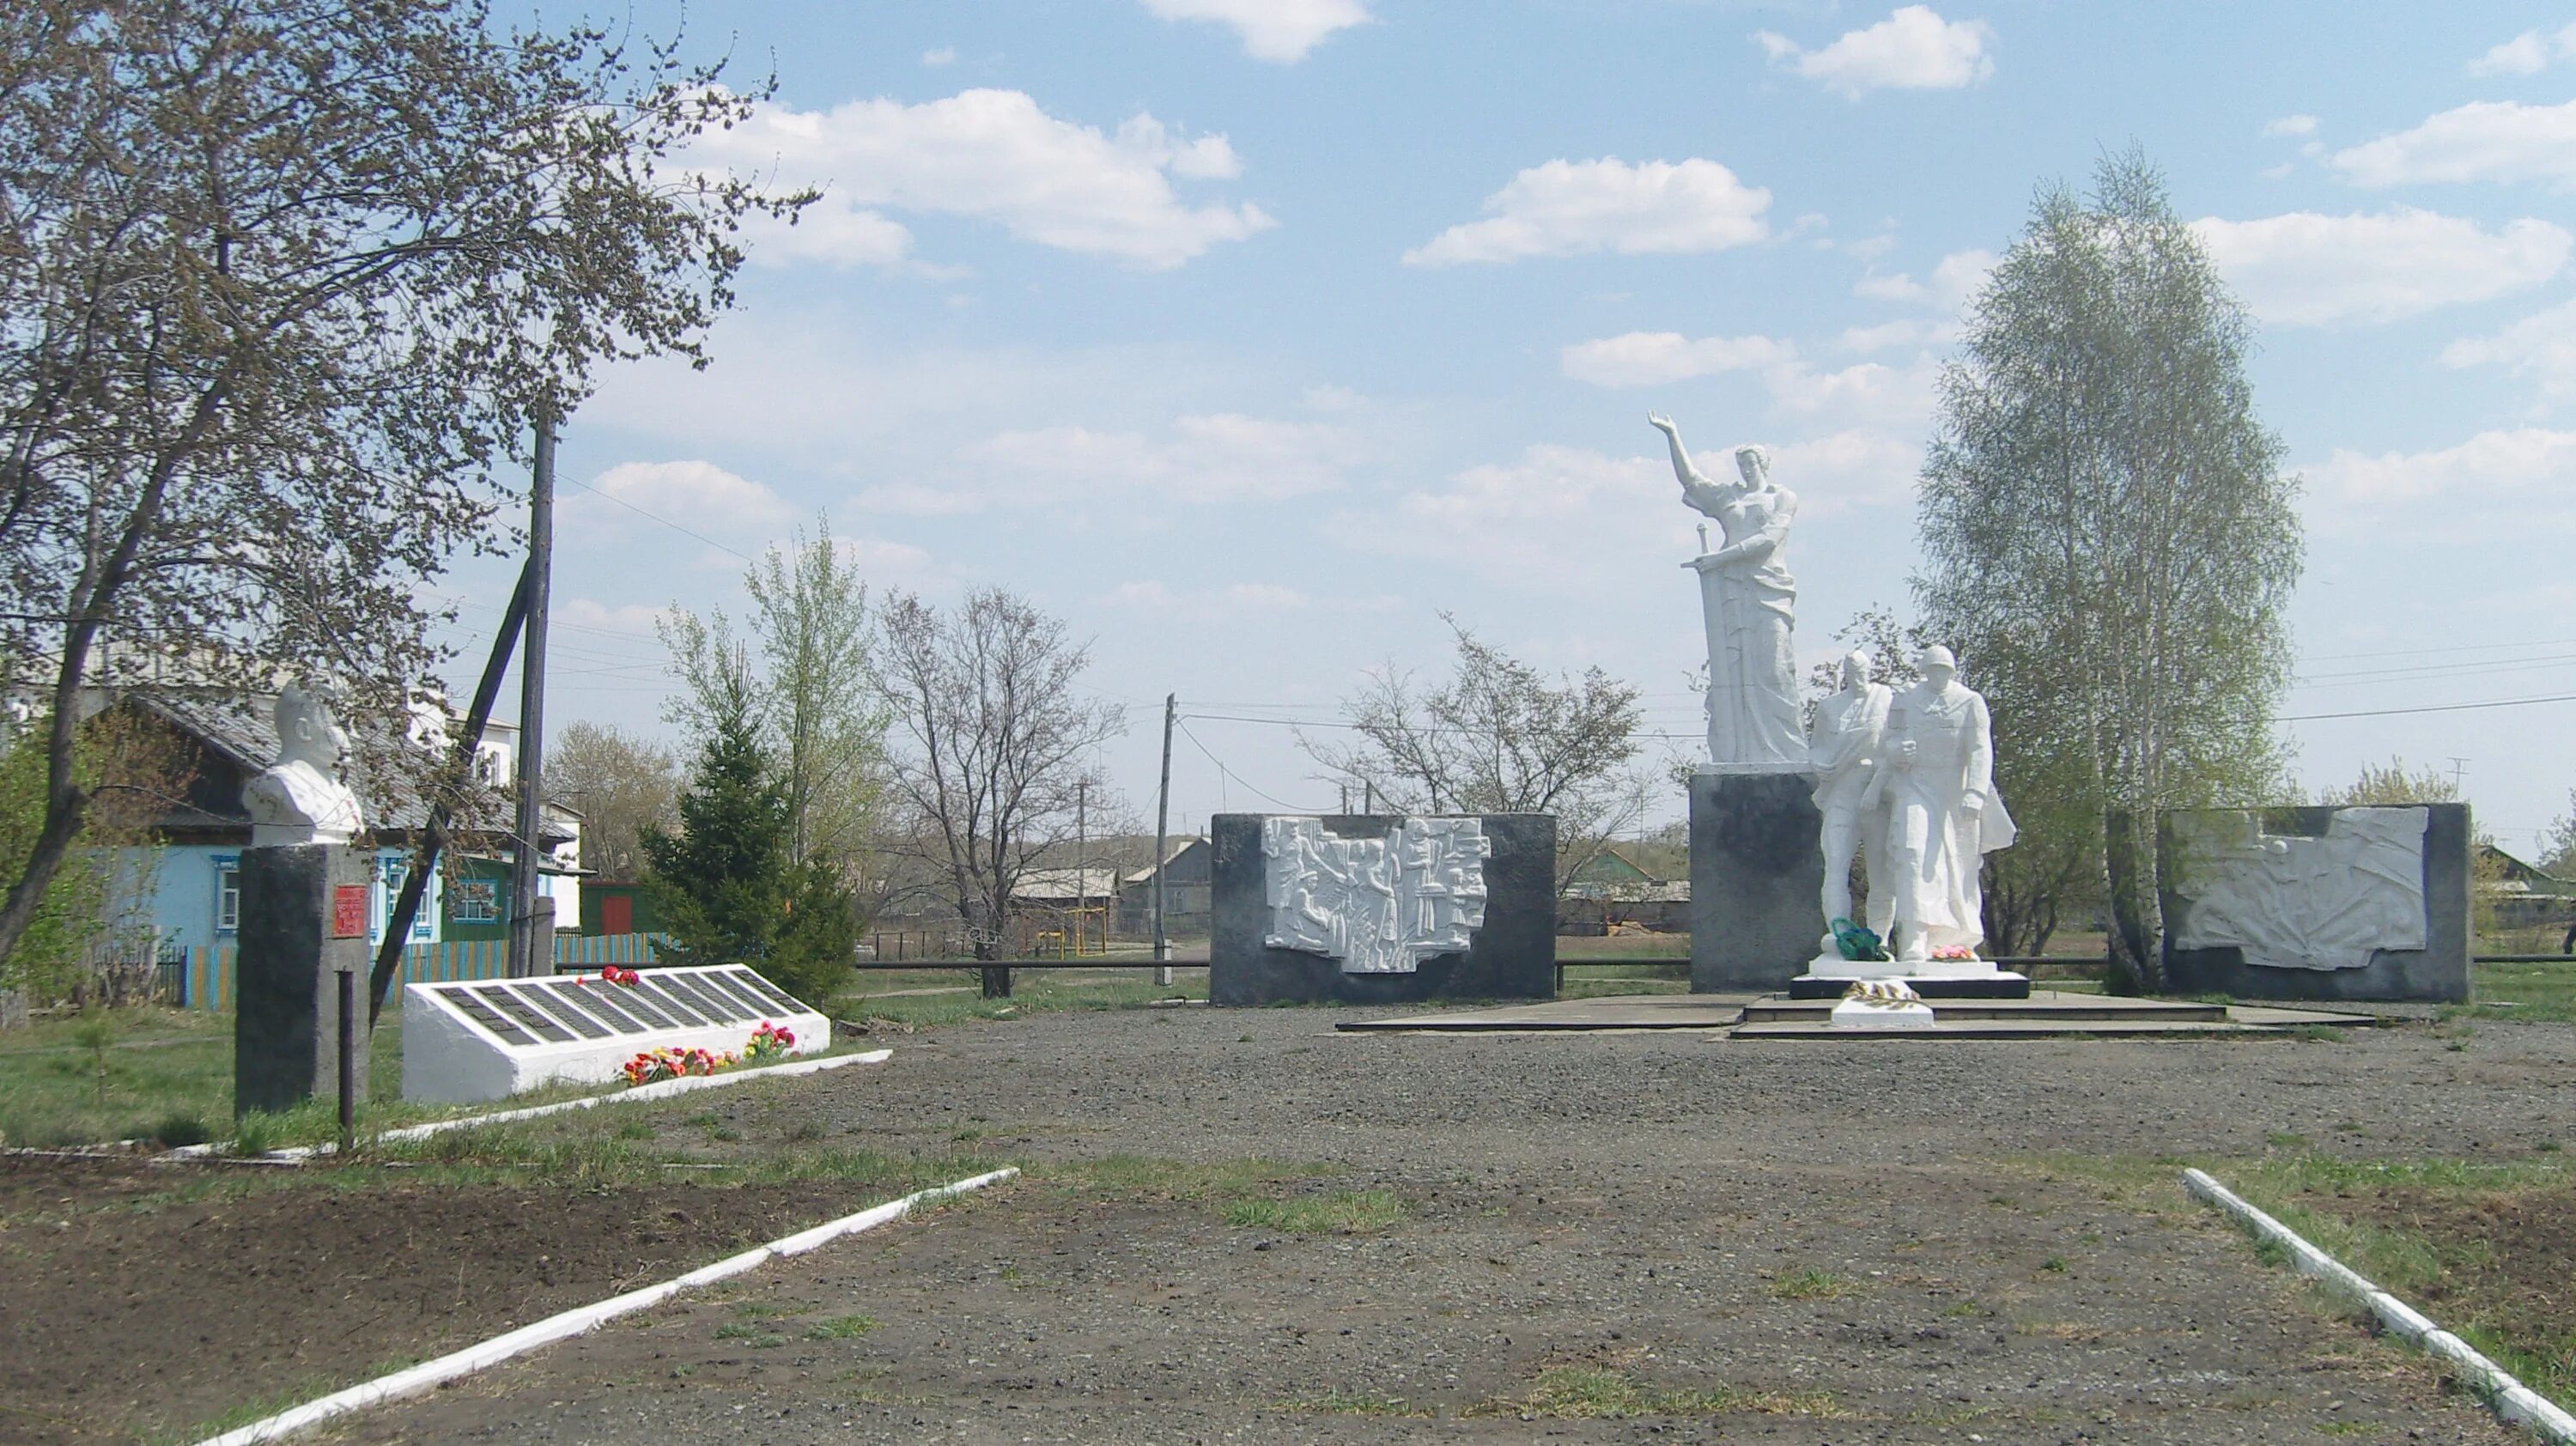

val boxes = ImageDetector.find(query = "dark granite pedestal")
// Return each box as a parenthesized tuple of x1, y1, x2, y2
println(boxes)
(1689, 769, 1824, 994)
(1209, 812, 1556, 1006)
(234, 845, 372, 1117)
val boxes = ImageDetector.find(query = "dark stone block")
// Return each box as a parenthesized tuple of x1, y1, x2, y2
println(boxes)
(2154, 803, 2470, 1004)
(1690, 770, 1825, 993)
(234, 845, 373, 1117)
(1208, 812, 1555, 1006)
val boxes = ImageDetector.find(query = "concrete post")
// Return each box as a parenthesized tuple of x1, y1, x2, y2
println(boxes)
(234, 845, 373, 1116)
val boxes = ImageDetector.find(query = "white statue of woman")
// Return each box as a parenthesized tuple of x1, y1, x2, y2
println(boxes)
(1813, 649, 1893, 950)
(1860, 646, 2016, 962)
(1649, 414, 1806, 770)
(243, 681, 365, 848)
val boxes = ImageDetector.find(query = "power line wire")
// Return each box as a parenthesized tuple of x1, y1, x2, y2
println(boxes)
(1175, 718, 1334, 812)
(560, 475, 762, 566)
(2281, 691, 2576, 723)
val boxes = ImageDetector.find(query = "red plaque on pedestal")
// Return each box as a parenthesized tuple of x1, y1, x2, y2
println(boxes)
(332, 884, 370, 939)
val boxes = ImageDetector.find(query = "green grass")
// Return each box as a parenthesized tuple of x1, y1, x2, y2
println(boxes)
(0, 1001, 895, 1153)
(1471, 1365, 1844, 1420)
(1220, 1189, 1407, 1234)
(2015, 1150, 2574, 1412)
(834, 967, 1205, 1027)
(1553, 933, 1691, 959)
(1769, 1267, 1859, 1300)
(803, 1314, 878, 1340)
(2448, 959, 2576, 1024)
(1271, 1388, 1432, 1417)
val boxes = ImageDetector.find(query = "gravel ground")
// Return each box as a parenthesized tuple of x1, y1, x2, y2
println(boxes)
(321, 1004, 2571, 1445)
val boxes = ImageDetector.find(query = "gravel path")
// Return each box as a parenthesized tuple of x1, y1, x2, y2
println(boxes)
(342, 1004, 2571, 1444)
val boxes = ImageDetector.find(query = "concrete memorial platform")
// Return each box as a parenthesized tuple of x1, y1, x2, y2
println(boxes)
(1338, 989, 2378, 1039)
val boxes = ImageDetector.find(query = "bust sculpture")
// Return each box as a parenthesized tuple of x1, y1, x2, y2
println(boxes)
(1812, 649, 1893, 951)
(1649, 413, 1806, 771)
(243, 681, 365, 848)
(1860, 646, 2015, 962)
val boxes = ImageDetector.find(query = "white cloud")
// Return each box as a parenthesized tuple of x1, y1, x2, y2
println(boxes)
(577, 461, 793, 532)
(2466, 23, 2576, 76)
(920, 46, 957, 67)
(2263, 113, 2320, 138)
(1850, 247, 1995, 311)
(1403, 158, 1771, 266)
(2190, 208, 2570, 326)
(558, 598, 665, 636)
(1755, 5, 1995, 99)
(2330, 98, 2576, 189)
(1100, 579, 1312, 611)
(1364, 446, 1679, 585)
(1559, 331, 1791, 388)
(959, 413, 1357, 507)
(1765, 356, 1941, 429)
(691, 88, 1274, 270)
(1139, 0, 1370, 63)
(2443, 295, 2576, 402)
(2310, 428, 2576, 505)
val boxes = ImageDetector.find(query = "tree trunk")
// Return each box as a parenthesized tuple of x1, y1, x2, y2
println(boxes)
(2102, 809, 2165, 994)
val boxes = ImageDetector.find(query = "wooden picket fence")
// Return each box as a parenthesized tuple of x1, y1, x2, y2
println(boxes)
(168, 933, 674, 1012)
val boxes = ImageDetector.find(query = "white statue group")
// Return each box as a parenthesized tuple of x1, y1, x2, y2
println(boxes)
(1651, 414, 2015, 972)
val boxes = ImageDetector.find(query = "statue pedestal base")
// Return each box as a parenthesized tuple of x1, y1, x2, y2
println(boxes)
(234, 845, 373, 1116)
(1790, 962, 2030, 999)
(1688, 769, 1823, 993)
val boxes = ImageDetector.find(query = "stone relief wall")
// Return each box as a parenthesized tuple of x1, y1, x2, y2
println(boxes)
(1261, 816, 1491, 975)
(2167, 806, 2428, 972)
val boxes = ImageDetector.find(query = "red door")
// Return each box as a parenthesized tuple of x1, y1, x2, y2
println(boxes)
(602, 894, 633, 935)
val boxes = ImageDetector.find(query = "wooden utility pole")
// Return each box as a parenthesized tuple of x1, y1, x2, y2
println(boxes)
(1153, 693, 1175, 986)
(507, 412, 556, 978)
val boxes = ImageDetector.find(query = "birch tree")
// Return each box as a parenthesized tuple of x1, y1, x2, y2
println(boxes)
(1917, 149, 2300, 988)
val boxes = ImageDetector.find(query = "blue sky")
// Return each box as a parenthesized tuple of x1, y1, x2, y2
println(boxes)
(456, 0, 2576, 854)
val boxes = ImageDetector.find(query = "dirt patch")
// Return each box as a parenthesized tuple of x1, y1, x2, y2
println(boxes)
(0, 1157, 902, 1445)
(2320, 1181, 2576, 1371)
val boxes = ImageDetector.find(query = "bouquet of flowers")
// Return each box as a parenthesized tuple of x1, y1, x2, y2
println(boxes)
(575, 965, 642, 987)
(744, 1021, 797, 1062)
(1929, 945, 1978, 963)
(621, 1046, 734, 1085)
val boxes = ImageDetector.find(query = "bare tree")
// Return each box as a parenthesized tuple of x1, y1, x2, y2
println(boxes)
(1302, 618, 1646, 889)
(0, 0, 807, 962)
(547, 721, 678, 880)
(878, 588, 1125, 994)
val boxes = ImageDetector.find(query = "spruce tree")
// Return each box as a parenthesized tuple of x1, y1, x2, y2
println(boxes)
(641, 652, 858, 1006)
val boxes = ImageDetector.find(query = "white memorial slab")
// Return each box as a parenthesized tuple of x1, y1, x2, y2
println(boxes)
(402, 964, 829, 1103)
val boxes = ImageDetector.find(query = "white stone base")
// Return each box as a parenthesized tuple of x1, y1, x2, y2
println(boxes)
(1829, 998, 1937, 1029)
(1806, 953, 2006, 981)
(403, 965, 831, 1104)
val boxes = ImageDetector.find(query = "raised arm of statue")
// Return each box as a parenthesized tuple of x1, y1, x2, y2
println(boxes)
(1649, 412, 1731, 510)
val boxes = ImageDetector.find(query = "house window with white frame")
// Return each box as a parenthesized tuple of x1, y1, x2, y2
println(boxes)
(213, 855, 240, 933)
(452, 878, 499, 923)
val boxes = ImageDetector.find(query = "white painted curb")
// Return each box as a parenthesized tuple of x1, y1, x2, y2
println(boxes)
(2183, 1167, 2576, 1443)
(188, 1165, 1018, 1446)
(168, 1048, 893, 1162)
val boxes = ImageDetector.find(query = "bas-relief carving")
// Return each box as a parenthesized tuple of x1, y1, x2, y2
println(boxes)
(1262, 817, 1491, 975)
(243, 681, 364, 848)
(2170, 807, 2427, 972)
(1650, 414, 1807, 772)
